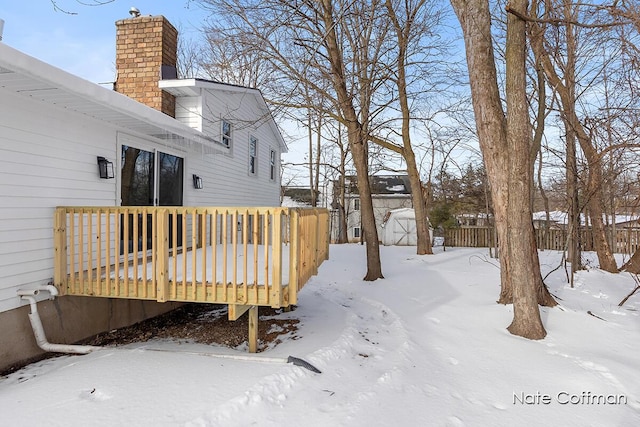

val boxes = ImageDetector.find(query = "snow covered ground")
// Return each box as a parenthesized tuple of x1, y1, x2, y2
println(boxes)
(1, 245, 639, 426)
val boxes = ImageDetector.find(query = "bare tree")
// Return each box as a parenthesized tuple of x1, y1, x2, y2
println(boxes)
(366, 0, 446, 255)
(49, 0, 114, 14)
(451, 0, 552, 339)
(528, 0, 620, 273)
(197, 0, 388, 279)
(177, 28, 203, 79)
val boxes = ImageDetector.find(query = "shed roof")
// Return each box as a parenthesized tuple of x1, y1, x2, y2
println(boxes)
(0, 43, 223, 154)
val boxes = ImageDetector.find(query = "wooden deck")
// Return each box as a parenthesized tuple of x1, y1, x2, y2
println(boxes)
(53, 206, 329, 351)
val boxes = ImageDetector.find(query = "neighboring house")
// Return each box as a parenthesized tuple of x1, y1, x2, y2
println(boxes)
(0, 15, 285, 370)
(331, 175, 413, 242)
(532, 211, 640, 229)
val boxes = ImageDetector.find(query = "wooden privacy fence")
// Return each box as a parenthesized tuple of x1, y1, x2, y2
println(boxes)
(54, 206, 330, 308)
(444, 226, 640, 254)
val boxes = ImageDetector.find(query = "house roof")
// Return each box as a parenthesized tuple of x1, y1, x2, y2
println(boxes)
(159, 78, 288, 153)
(343, 175, 412, 195)
(0, 43, 224, 154)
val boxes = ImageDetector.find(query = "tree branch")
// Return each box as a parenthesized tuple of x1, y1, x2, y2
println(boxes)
(506, 3, 629, 29)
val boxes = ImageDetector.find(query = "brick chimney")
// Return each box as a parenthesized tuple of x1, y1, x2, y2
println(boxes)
(115, 15, 177, 117)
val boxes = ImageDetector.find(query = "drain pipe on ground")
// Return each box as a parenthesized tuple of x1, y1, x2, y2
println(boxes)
(16, 286, 320, 373)
(17, 286, 99, 355)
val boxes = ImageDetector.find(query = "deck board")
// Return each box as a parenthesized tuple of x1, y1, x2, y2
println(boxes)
(69, 278, 289, 306)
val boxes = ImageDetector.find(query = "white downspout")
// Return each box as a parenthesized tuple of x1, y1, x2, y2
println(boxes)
(17, 286, 99, 355)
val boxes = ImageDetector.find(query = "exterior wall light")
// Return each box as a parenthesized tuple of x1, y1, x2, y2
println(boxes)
(193, 174, 203, 189)
(97, 156, 115, 179)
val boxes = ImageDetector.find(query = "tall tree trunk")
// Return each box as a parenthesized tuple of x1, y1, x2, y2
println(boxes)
(527, 62, 558, 306)
(308, 111, 317, 206)
(556, 11, 581, 279)
(530, 0, 617, 273)
(407, 159, 433, 255)
(385, 0, 433, 255)
(337, 126, 349, 244)
(504, 0, 547, 338)
(566, 118, 582, 281)
(314, 114, 322, 207)
(584, 169, 618, 272)
(451, 0, 548, 339)
(321, 0, 383, 280)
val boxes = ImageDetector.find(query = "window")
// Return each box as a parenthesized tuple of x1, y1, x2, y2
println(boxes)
(249, 136, 257, 175)
(354, 198, 360, 211)
(222, 120, 232, 148)
(354, 227, 360, 238)
(270, 149, 276, 180)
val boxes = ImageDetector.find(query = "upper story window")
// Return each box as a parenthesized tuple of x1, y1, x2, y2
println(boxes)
(270, 149, 276, 180)
(354, 198, 360, 211)
(222, 120, 232, 148)
(249, 136, 257, 175)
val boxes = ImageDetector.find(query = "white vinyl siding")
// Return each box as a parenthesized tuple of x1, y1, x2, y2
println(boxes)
(174, 96, 202, 131)
(1, 81, 283, 314)
(179, 88, 282, 207)
(0, 90, 117, 313)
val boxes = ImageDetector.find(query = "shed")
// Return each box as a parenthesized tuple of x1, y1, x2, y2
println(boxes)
(380, 208, 431, 246)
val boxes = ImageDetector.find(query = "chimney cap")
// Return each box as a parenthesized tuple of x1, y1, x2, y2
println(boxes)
(129, 7, 141, 18)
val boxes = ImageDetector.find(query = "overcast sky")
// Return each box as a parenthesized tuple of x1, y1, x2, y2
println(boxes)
(1, 0, 209, 83)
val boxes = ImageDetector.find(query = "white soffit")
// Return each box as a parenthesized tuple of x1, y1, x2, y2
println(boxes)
(0, 43, 224, 155)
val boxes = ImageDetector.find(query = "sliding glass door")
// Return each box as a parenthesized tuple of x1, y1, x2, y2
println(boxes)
(121, 146, 184, 251)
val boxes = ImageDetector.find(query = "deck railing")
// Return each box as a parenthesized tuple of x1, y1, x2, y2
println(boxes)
(54, 206, 329, 308)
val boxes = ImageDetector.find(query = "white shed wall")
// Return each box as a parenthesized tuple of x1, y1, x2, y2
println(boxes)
(342, 195, 413, 242)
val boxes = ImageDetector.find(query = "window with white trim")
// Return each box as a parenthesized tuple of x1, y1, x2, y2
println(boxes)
(222, 120, 232, 148)
(249, 136, 257, 175)
(354, 198, 360, 211)
(354, 227, 360, 238)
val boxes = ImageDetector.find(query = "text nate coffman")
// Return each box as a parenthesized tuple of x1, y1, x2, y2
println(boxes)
(513, 391, 627, 405)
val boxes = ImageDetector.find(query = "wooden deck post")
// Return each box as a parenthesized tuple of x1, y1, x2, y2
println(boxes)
(270, 209, 283, 308)
(314, 208, 320, 275)
(248, 305, 258, 353)
(53, 208, 68, 295)
(288, 209, 299, 306)
(156, 209, 170, 302)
